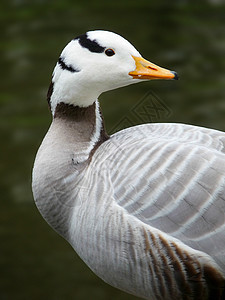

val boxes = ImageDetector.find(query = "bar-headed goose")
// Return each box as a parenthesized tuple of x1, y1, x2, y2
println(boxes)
(32, 30, 225, 300)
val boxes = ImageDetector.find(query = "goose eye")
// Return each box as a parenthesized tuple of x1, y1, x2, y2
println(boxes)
(105, 48, 115, 57)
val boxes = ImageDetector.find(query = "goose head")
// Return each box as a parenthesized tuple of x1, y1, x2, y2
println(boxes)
(48, 30, 177, 114)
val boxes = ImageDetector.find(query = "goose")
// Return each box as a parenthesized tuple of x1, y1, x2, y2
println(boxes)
(32, 30, 225, 300)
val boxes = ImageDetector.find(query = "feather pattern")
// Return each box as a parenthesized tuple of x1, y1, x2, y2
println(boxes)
(33, 115, 225, 300)
(94, 123, 225, 268)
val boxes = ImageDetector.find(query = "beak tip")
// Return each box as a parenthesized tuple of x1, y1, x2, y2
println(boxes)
(171, 71, 179, 80)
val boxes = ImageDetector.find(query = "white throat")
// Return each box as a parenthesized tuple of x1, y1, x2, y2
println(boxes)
(49, 67, 102, 115)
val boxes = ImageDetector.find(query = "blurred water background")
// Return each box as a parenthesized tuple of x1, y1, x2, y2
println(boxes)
(1, 0, 225, 299)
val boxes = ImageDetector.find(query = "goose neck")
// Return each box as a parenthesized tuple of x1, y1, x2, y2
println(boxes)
(53, 100, 109, 161)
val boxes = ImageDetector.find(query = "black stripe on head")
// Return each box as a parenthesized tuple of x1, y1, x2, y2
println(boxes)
(75, 33, 105, 53)
(58, 56, 80, 73)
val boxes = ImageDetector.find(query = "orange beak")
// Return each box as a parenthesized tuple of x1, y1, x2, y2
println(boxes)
(129, 56, 178, 80)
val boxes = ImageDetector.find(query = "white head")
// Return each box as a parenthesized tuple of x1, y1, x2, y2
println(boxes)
(48, 30, 177, 114)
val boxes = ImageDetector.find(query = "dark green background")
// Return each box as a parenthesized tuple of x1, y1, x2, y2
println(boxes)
(1, 0, 225, 299)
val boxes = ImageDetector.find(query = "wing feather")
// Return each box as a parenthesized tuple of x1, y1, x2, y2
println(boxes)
(94, 123, 225, 270)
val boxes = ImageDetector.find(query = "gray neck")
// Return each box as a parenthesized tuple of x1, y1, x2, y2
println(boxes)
(53, 101, 109, 161)
(33, 100, 109, 239)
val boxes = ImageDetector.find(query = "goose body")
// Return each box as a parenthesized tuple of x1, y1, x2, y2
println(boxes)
(32, 31, 225, 299)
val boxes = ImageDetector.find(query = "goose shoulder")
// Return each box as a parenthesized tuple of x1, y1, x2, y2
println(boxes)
(91, 122, 225, 272)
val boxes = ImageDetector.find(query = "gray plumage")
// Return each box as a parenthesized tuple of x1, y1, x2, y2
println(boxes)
(32, 30, 225, 300)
